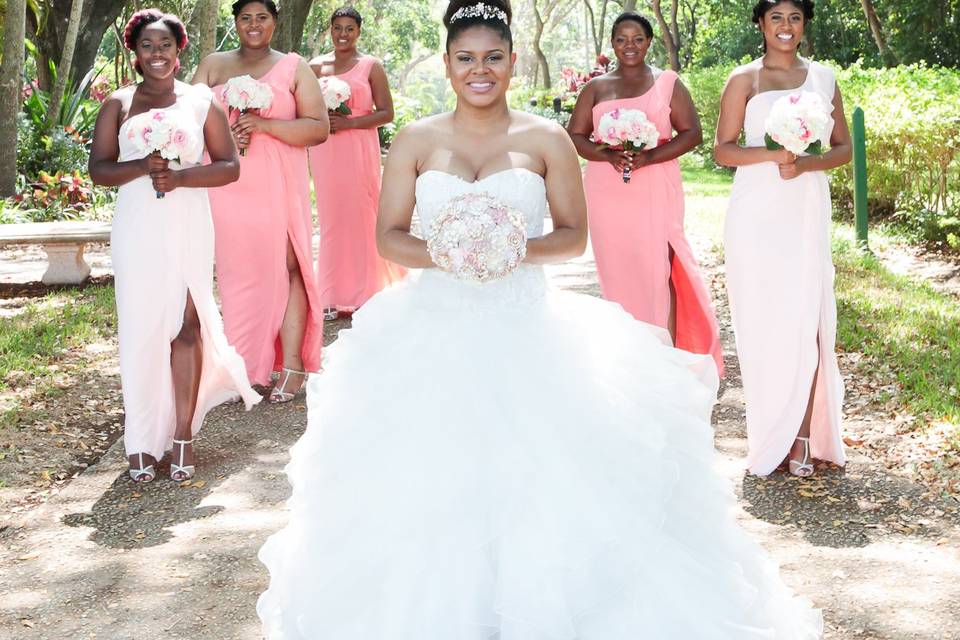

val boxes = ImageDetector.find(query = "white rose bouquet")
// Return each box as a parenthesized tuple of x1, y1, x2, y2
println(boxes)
(222, 75, 273, 155)
(125, 109, 202, 199)
(427, 192, 528, 283)
(595, 107, 660, 183)
(319, 76, 352, 115)
(764, 91, 831, 156)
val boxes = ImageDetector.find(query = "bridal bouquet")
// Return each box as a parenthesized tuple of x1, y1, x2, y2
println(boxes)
(319, 76, 352, 115)
(125, 110, 202, 199)
(223, 75, 273, 155)
(427, 192, 527, 283)
(595, 108, 660, 183)
(764, 91, 830, 156)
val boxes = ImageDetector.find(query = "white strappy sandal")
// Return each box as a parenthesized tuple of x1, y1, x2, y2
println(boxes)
(129, 453, 156, 483)
(170, 439, 196, 481)
(269, 368, 307, 404)
(788, 436, 814, 477)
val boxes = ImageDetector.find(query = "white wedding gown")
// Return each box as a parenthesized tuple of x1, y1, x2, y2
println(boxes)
(257, 168, 823, 639)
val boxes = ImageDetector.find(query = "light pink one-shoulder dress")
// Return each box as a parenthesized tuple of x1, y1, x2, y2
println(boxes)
(584, 70, 723, 375)
(112, 83, 260, 460)
(208, 53, 323, 386)
(310, 55, 405, 313)
(724, 60, 846, 475)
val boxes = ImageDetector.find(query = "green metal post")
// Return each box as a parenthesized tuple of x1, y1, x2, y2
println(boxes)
(852, 107, 869, 251)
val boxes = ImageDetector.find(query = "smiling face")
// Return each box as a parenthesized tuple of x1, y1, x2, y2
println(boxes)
(331, 16, 360, 53)
(445, 26, 516, 110)
(135, 21, 180, 80)
(235, 2, 276, 50)
(611, 20, 652, 68)
(759, 2, 806, 53)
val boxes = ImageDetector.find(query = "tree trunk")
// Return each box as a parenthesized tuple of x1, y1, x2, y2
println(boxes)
(0, 0, 26, 196)
(859, 0, 898, 66)
(273, 0, 312, 54)
(398, 53, 433, 92)
(622, 0, 637, 12)
(532, 3, 552, 88)
(27, 0, 128, 91)
(585, 0, 611, 57)
(650, 0, 681, 71)
(44, 0, 84, 131)
(182, 0, 220, 71)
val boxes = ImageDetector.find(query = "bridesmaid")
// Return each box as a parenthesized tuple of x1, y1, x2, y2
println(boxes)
(309, 6, 406, 321)
(567, 12, 723, 375)
(193, 0, 329, 402)
(715, 0, 850, 476)
(89, 9, 260, 483)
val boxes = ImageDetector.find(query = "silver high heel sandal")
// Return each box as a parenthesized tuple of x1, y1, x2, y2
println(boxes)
(129, 453, 156, 483)
(269, 368, 307, 404)
(170, 439, 196, 481)
(788, 436, 814, 477)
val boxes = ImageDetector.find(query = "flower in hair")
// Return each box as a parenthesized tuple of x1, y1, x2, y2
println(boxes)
(449, 2, 508, 25)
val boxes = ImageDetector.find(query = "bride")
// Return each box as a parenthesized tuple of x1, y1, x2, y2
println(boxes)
(257, 1, 823, 638)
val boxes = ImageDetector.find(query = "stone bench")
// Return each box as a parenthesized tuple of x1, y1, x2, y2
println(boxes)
(0, 221, 111, 285)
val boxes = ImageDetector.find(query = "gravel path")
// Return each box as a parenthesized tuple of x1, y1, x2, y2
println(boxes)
(2, 235, 959, 640)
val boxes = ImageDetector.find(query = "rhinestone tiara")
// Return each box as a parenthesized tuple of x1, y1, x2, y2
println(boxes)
(449, 2, 509, 26)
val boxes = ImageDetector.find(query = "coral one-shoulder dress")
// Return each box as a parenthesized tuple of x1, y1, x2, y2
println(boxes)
(208, 52, 323, 385)
(584, 70, 723, 375)
(310, 55, 405, 313)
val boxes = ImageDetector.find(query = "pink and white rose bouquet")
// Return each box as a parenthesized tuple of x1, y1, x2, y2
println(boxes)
(427, 192, 527, 283)
(318, 76, 352, 115)
(764, 91, 831, 156)
(595, 108, 660, 183)
(125, 109, 202, 199)
(223, 75, 273, 155)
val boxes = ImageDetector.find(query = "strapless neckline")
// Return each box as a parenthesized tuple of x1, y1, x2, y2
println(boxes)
(417, 167, 544, 186)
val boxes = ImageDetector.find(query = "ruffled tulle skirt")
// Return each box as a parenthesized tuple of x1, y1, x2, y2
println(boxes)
(257, 267, 823, 639)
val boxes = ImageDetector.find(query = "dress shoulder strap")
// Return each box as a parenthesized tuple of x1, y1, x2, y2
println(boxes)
(807, 60, 836, 104)
(277, 52, 304, 86)
(188, 83, 215, 128)
(653, 68, 678, 111)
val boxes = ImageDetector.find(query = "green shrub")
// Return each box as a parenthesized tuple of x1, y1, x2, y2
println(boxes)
(16, 113, 89, 180)
(684, 61, 960, 248)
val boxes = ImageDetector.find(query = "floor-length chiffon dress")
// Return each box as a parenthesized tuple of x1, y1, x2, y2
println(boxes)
(724, 60, 846, 475)
(310, 55, 405, 313)
(112, 83, 260, 460)
(208, 52, 323, 386)
(584, 69, 723, 375)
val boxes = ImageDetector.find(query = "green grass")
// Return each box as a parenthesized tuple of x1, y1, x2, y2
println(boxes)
(832, 228, 960, 426)
(681, 163, 960, 431)
(0, 285, 116, 394)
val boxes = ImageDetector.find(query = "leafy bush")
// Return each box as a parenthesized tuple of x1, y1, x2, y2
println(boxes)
(20, 66, 103, 137)
(13, 171, 94, 222)
(17, 113, 89, 180)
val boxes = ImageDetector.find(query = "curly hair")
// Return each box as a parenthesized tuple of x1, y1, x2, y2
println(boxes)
(331, 6, 363, 27)
(123, 9, 188, 75)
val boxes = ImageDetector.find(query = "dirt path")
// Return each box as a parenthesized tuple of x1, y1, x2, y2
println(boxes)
(2, 232, 959, 639)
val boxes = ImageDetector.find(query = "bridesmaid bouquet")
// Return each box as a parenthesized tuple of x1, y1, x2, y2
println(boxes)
(223, 75, 273, 155)
(125, 110, 202, 199)
(427, 192, 527, 283)
(318, 76, 352, 115)
(595, 108, 660, 184)
(764, 91, 831, 156)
